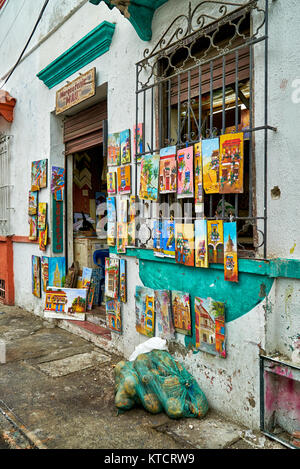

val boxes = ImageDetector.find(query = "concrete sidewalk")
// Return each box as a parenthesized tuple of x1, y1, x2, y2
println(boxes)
(0, 305, 286, 450)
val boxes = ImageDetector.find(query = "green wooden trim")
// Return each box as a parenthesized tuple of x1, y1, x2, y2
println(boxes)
(89, 0, 169, 41)
(37, 21, 115, 89)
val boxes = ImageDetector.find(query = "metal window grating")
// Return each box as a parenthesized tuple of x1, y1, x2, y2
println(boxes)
(0, 135, 11, 236)
(0, 279, 5, 300)
(134, 0, 276, 259)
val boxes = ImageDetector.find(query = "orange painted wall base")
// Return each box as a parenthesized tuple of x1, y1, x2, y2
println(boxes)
(0, 236, 14, 305)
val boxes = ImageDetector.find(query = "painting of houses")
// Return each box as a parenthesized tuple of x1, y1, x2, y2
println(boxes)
(127, 195, 136, 247)
(41, 256, 49, 293)
(38, 202, 47, 230)
(139, 154, 160, 201)
(175, 223, 195, 267)
(117, 165, 131, 195)
(120, 129, 131, 165)
(177, 146, 194, 198)
(162, 220, 175, 258)
(28, 191, 38, 215)
(107, 171, 116, 195)
(202, 138, 220, 194)
(117, 222, 127, 253)
(135, 286, 155, 337)
(133, 123, 144, 162)
(171, 291, 191, 336)
(119, 259, 126, 303)
(28, 215, 38, 241)
(107, 133, 121, 166)
(207, 220, 224, 264)
(31, 159, 47, 191)
(32, 255, 41, 298)
(153, 219, 164, 257)
(44, 287, 87, 321)
(105, 257, 119, 299)
(194, 142, 204, 207)
(224, 222, 238, 282)
(219, 133, 244, 194)
(159, 146, 177, 194)
(48, 257, 66, 288)
(195, 296, 226, 358)
(106, 298, 122, 334)
(155, 290, 175, 340)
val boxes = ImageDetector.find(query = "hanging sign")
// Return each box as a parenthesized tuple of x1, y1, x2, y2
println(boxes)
(55, 68, 96, 115)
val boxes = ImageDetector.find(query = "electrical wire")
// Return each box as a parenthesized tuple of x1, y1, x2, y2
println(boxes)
(0, 0, 26, 51)
(0, 0, 50, 89)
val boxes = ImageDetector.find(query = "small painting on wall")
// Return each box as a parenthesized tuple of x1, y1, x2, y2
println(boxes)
(202, 138, 220, 194)
(28, 191, 38, 216)
(105, 257, 119, 299)
(120, 129, 131, 165)
(175, 223, 195, 267)
(51, 166, 65, 201)
(195, 296, 226, 358)
(106, 298, 122, 334)
(108, 133, 121, 166)
(135, 286, 155, 338)
(159, 146, 177, 194)
(31, 159, 47, 191)
(32, 255, 41, 298)
(139, 154, 160, 201)
(207, 220, 224, 264)
(171, 291, 192, 336)
(177, 146, 194, 198)
(155, 290, 175, 340)
(48, 257, 66, 288)
(224, 222, 238, 283)
(195, 219, 209, 268)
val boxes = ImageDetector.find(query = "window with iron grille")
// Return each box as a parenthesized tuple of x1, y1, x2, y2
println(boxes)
(0, 279, 5, 300)
(134, 0, 275, 259)
(0, 135, 11, 236)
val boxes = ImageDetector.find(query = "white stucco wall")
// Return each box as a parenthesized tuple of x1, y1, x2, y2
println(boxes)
(0, 0, 299, 430)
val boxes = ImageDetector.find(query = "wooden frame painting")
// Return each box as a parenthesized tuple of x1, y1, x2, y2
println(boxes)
(32, 255, 41, 298)
(195, 219, 209, 268)
(120, 129, 131, 165)
(119, 259, 127, 303)
(31, 159, 47, 191)
(195, 296, 226, 358)
(39, 224, 48, 251)
(177, 146, 194, 198)
(163, 220, 175, 258)
(108, 133, 121, 166)
(155, 290, 175, 340)
(135, 286, 155, 338)
(28, 191, 38, 216)
(107, 222, 116, 247)
(117, 222, 127, 253)
(29, 215, 38, 241)
(207, 220, 224, 264)
(51, 166, 65, 201)
(194, 142, 204, 212)
(159, 146, 177, 194)
(175, 223, 195, 267)
(202, 138, 220, 194)
(219, 133, 244, 194)
(224, 222, 238, 282)
(117, 165, 131, 195)
(41, 256, 49, 293)
(48, 257, 66, 288)
(127, 195, 136, 248)
(107, 196, 116, 222)
(107, 171, 117, 195)
(106, 298, 122, 334)
(139, 153, 160, 201)
(171, 291, 192, 336)
(105, 257, 119, 299)
(44, 287, 87, 321)
(38, 202, 47, 231)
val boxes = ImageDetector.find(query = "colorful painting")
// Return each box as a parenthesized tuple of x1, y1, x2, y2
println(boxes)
(28, 191, 38, 216)
(107, 222, 116, 247)
(177, 146, 194, 198)
(162, 220, 175, 258)
(219, 133, 244, 194)
(38, 224, 48, 251)
(195, 219, 209, 268)
(120, 129, 131, 165)
(51, 166, 65, 201)
(82, 267, 93, 289)
(41, 256, 49, 293)
(28, 215, 38, 240)
(135, 286, 155, 338)
(175, 223, 195, 267)
(195, 297, 226, 358)
(107, 171, 116, 195)
(119, 198, 127, 223)
(108, 133, 121, 166)
(155, 290, 175, 340)
(117, 222, 127, 254)
(171, 291, 191, 336)
(107, 196, 116, 222)
(31, 159, 47, 191)
(44, 287, 87, 321)
(38, 203, 47, 231)
(224, 222, 238, 283)
(133, 123, 144, 162)
(159, 146, 177, 194)
(87, 281, 96, 311)
(117, 165, 131, 195)
(119, 259, 127, 303)
(105, 257, 119, 299)
(139, 154, 160, 201)
(48, 257, 66, 288)
(32, 255, 41, 298)
(127, 195, 136, 248)
(202, 138, 220, 194)
(194, 142, 204, 213)
(207, 220, 224, 264)
(153, 219, 164, 257)
(106, 298, 122, 334)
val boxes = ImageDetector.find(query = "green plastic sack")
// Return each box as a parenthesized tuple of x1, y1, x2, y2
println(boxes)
(114, 350, 209, 419)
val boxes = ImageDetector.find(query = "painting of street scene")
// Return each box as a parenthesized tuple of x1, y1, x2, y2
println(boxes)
(195, 297, 226, 358)
(195, 219, 209, 268)
(177, 146, 194, 198)
(159, 146, 177, 194)
(202, 138, 220, 194)
(107, 132, 121, 166)
(219, 133, 244, 194)
(155, 290, 175, 340)
(44, 287, 87, 321)
(175, 223, 195, 267)
(171, 291, 192, 336)
(106, 298, 122, 334)
(135, 286, 155, 337)
(224, 222, 238, 283)
(139, 154, 160, 201)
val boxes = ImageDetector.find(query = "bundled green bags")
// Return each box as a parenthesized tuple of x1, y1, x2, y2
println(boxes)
(114, 350, 209, 419)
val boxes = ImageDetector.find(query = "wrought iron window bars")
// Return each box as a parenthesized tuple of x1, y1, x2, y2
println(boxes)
(134, 0, 275, 259)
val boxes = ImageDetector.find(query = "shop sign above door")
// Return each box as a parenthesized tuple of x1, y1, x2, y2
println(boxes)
(56, 68, 96, 115)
